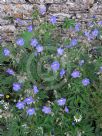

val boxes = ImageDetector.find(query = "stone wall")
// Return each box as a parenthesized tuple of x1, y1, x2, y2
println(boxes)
(0, 0, 102, 42)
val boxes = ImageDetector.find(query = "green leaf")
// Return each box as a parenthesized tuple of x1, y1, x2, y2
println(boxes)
(62, 18, 75, 29)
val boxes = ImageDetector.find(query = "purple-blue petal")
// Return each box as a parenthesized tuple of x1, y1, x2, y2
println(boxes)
(51, 61, 60, 72)
(27, 108, 35, 116)
(42, 106, 51, 114)
(3, 48, 10, 56)
(13, 83, 21, 91)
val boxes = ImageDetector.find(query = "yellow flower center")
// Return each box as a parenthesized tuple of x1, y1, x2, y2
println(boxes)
(6, 95, 10, 99)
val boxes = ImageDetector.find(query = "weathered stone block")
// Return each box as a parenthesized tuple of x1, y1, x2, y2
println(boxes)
(0, 4, 34, 19)
(0, 18, 11, 25)
(0, 25, 16, 33)
(0, 0, 26, 4)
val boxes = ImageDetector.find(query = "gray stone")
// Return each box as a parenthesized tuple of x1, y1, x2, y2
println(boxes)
(0, 25, 16, 32)
(0, 0, 102, 41)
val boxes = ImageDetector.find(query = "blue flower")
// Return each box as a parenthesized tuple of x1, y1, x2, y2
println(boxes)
(33, 85, 39, 94)
(3, 48, 10, 56)
(64, 106, 69, 113)
(70, 39, 78, 47)
(57, 48, 64, 56)
(75, 23, 80, 32)
(60, 69, 65, 78)
(30, 38, 38, 47)
(87, 35, 94, 41)
(57, 98, 66, 106)
(16, 18, 22, 25)
(84, 31, 90, 37)
(71, 70, 80, 78)
(13, 83, 21, 91)
(27, 108, 35, 116)
(92, 29, 99, 37)
(50, 16, 57, 25)
(27, 25, 33, 32)
(51, 61, 60, 72)
(36, 45, 43, 53)
(16, 38, 24, 46)
(82, 78, 90, 86)
(24, 96, 34, 105)
(16, 102, 25, 109)
(42, 106, 51, 114)
(39, 5, 46, 15)
(98, 21, 102, 26)
(92, 15, 96, 19)
(6, 68, 15, 75)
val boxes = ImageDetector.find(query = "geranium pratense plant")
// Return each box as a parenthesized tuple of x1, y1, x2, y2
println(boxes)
(1, 10, 102, 136)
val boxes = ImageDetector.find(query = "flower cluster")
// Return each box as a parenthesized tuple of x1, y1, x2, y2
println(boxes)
(1, 9, 102, 136)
